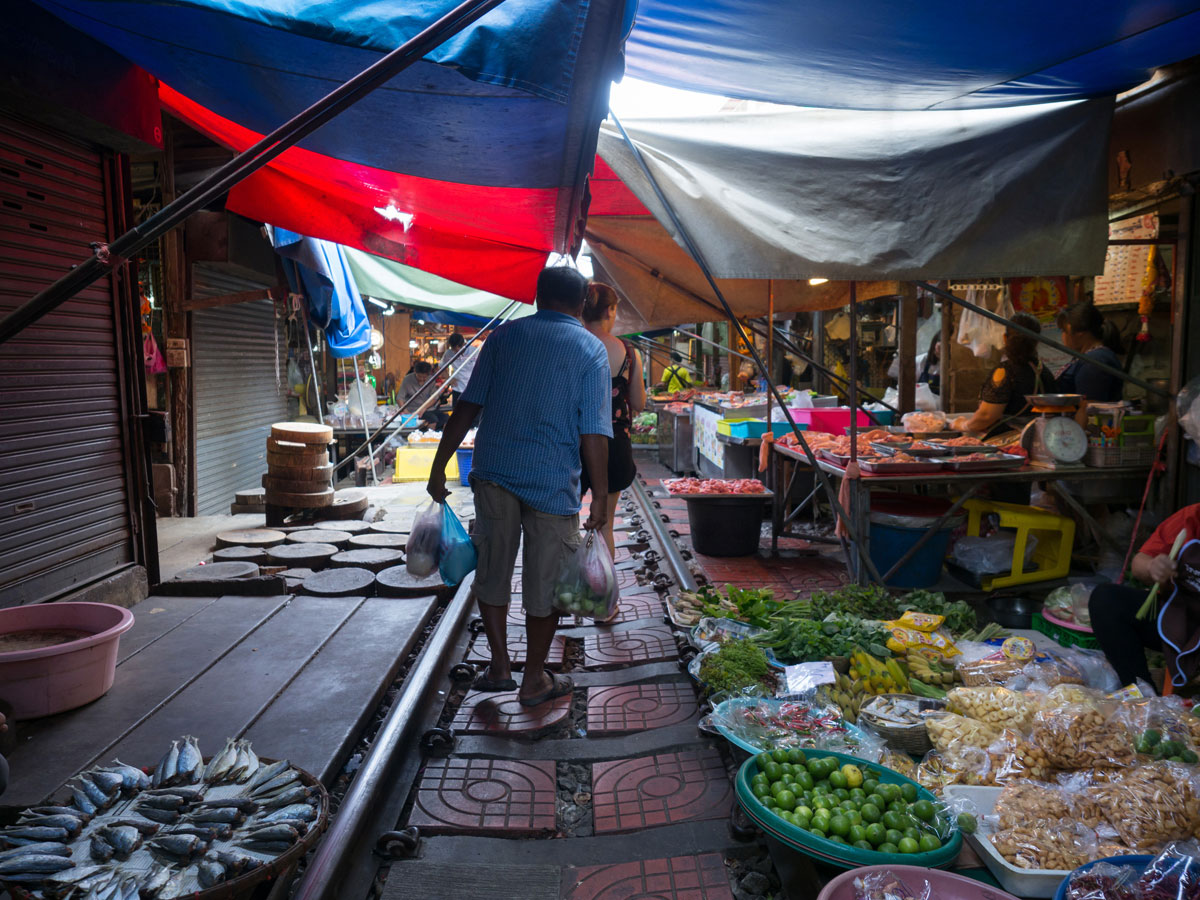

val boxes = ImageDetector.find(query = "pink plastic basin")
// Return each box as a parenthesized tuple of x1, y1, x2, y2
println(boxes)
(817, 865, 1021, 900)
(788, 407, 873, 434)
(0, 602, 135, 719)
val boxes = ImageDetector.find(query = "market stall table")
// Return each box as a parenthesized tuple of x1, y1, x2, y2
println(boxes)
(649, 398, 694, 474)
(769, 441, 1152, 582)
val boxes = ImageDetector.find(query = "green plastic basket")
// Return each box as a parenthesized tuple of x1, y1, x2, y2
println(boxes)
(1031, 611, 1100, 650)
(735, 748, 961, 870)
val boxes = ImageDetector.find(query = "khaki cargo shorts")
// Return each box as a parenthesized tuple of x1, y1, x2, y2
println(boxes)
(471, 480, 581, 618)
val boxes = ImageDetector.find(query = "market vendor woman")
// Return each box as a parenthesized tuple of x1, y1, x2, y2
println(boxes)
(953, 312, 1052, 439)
(1091, 503, 1200, 689)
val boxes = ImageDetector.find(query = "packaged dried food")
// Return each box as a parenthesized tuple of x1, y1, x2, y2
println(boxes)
(993, 781, 1069, 830)
(989, 821, 1098, 871)
(927, 713, 1001, 751)
(853, 869, 932, 900)
(1136, 839, 1200, 900)
(947, 685, 1036, 732)
(956, 656, 1024, 687)
(1092, 764, 1200, 850)
(1063, 860, 1140, 900)
(1030, 704, 1136, 770)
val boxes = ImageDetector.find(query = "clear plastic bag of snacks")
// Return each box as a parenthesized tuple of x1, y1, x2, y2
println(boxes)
(1136, 839, 1200, 900)
(853, 868, 931, 900)
(1030, 703, 1137, 771)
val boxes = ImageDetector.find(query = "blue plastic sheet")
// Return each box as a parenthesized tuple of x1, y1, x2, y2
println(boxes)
(273, 229, 370, 358)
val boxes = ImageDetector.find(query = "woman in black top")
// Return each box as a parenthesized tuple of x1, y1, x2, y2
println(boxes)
(1055, 301, 1124, 403)
(954, 312, 1051, 439)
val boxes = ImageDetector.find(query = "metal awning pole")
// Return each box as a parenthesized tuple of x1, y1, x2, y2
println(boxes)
(0, 0, 512, 345)
(915, 280, 1171, 398)
(611, 111, 883, 584)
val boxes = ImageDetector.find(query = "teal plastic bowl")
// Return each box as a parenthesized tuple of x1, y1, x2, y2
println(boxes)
(735, 749, 962, 870)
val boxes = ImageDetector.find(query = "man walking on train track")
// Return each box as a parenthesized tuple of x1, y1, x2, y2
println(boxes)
(427, 266, 611, 707)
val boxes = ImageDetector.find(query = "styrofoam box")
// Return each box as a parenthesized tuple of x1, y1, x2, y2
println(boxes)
(944, 785, 1070, 899)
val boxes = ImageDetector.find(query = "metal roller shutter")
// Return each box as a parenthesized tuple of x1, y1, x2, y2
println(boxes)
(0, 114, 133, 605)
(193, 300, 288, 516)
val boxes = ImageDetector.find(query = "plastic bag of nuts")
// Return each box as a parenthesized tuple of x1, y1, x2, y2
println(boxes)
(1030, 703, 1136, 770)
(989, 729, 1057, 783)
(989, 821, 1099, 871)
(993, 781, 1070, 830)
(1091, 763, 1200, 850)
(956, 656, 1023, 687)
(947, 685, 1036, 732)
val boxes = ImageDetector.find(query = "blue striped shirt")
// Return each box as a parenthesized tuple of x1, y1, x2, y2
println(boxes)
(462, 309, 612, 515)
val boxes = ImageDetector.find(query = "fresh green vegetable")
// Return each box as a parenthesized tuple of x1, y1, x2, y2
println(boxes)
(754, 614, 892, 664)
(697, 638, 774, 694)
(956, 622, 1009, 643)
(897, 590, 977, 636)
(694, 584, 785, 629)
(802, 585, 900, 621)
(909, 678, 948, 700)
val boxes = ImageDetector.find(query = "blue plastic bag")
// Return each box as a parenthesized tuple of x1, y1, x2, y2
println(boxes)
(438, 502, 477, 587)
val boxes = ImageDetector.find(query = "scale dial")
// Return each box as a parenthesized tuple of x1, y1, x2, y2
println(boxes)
(1042, 416, 1087, 463)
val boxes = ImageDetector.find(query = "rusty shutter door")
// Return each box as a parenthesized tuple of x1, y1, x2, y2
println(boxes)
(192, 300, 289, 516)
(0, 115, 133, 605)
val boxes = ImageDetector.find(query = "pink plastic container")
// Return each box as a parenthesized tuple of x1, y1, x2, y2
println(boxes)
(817, 864, 1022, 900)
(0, 602, 135, 719)
(788, 407, 873, 434)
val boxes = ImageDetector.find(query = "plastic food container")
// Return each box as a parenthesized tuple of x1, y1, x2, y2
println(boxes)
(817, 864, 1022, 900)
(944, 784, 1069, 898)
(0, 602, 135, 719)
(1051, 855, 1154, 900)
(736, 749, 962, 870)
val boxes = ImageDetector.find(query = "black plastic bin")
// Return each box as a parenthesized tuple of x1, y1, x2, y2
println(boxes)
(683, 492, 772, 556)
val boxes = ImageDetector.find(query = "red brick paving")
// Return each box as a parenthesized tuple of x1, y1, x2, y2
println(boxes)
(452, 689, 572, 735)
(466, 632, 566, 669)
(596, 593, 666, 625)
(409, 758, 558, 836)
(582, 626, 678, 668)
(562, 854, 734, 900)
(591, 749, 732, 834)
(586, 684, 700, 735)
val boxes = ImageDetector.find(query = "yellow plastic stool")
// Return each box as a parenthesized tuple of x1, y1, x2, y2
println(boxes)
(394, 446, 458, 483)
(961, 499, 1075, 590)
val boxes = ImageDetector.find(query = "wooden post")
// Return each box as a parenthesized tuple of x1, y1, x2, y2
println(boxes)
(161, 125, 194, 517)
(766, 281, 774, 419)
(939, 295, 953, 412)
(898, 282, 918, 413)
(813, 310, 826, 394)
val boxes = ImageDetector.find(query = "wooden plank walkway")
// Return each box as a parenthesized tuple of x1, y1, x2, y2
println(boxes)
(2, 592, 437, 808)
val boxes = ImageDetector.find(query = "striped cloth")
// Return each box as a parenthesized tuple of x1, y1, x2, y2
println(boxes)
(461, 310, 612, 515)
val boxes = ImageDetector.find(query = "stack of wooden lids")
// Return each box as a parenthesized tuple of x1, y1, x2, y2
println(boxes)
(264, 422, 335, 509)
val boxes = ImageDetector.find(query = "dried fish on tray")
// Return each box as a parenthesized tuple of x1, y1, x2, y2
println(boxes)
(0, 736, 328, 900)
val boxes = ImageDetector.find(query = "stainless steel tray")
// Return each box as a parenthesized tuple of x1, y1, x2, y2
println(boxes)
(939, 452, 1026, 472)
(920, 441, 1000, 456)
(859, 458, 945, 475)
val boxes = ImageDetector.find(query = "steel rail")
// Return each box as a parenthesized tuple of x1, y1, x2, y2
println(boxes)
(291, 577, 477, 900)
(0, 0, 512, 345)
(631, 478, 697, 592)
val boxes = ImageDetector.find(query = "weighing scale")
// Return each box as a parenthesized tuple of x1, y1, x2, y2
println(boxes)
(1020, 394, 1088, 469)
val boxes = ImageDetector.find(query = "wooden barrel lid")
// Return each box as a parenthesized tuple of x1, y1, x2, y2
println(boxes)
(212, 545, 268, 563)
(268, 437, 327, 455)
(368, 521, 410, 535)
(271, 422, 334, 445)
(264, 487, 335, 508)
(348, 533, 408, 550)
(267, 450, 330, 469)
(301, 567, 376, 597)
(215, 528, 286, 549)
(265, 542, 339, 569)
(263, 473, 333, 494)
(376, 565, 446, 598)
(266, 461, 334, 480)
(311, 519, 372, 533)
(322, 490, 369, 518)
(235, 488, 267, 505)
(174, 561, 260, 581)
(330, 548, 404, 573)
(285, 529, 353, 548)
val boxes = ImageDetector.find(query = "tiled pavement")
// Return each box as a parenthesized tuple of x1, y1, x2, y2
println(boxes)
(395, 458, 847, 898)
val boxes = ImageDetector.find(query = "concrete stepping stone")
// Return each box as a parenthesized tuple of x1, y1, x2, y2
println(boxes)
(174, 561, 258, 581)
(376, 565, 447, 598)
(591, 749, 732, 834)
(266, 542, 339, 570)
(301, 567, 375, 597)
(586, 684, 700, 735)
(451, 689, 571, 735)
(349, 532, 408, 550)
(212, 545, 268, 564)
(286, 528, 354, 548)
(331, 548, 404, 572)
(466, 632, 566, 670)
(408, 758, 557, 836)
(562, 854, 733, 900)
(215, 528, 285, 549)
(582, 626, 678, 668)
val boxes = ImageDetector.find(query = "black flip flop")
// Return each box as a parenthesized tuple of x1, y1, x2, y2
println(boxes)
(519, 673, 574, 708)
(472, 669, 518, 692)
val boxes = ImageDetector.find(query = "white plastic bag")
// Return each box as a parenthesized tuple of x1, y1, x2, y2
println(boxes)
(952, 533, 1037, 575)
(956, 288, 1012, 358)
(406, 500, 442, 577)
(552, 530, 617, 619)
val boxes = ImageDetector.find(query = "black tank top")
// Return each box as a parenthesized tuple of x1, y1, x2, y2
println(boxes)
(610, 340, 633, 434)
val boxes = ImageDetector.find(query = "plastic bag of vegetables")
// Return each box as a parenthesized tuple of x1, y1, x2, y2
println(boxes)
(406, 499, 443, 577)
(438, 503, 477, 586)
(552, 529, 617, 619)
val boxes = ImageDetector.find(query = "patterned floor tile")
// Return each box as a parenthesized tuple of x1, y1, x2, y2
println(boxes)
(409, 758, 557, 836)
(586, 684, 700, 735)
(599, 593, 666, 625)
(591, 749, 732, 833)
(452, 689, 572, 735)
(466, 632, 566, 669)
(582, 626, 678, 668)
(561, 854, 733, 900)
